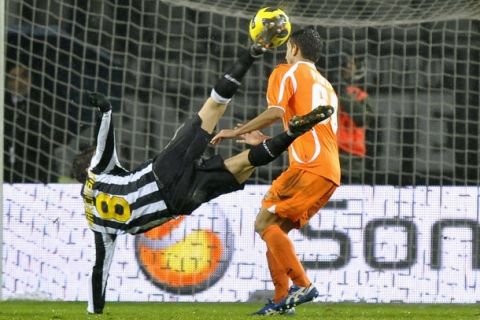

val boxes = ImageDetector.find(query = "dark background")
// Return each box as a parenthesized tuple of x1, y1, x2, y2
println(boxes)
(4, 0, 479, 185)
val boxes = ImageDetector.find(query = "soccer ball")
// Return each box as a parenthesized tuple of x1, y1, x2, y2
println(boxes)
(249, 7, 291, 48)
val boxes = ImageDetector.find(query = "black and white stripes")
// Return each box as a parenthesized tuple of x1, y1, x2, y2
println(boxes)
(83, 110, 170, 236)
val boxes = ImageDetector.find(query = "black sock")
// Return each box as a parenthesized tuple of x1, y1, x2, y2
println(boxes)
(248, 132, 296, 167)
(212, 49, 256, 102)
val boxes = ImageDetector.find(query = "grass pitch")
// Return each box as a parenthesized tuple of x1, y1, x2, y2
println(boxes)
(0, 301, 479, 320)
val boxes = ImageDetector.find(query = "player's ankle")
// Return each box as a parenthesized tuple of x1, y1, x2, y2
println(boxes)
(286, 129, 298, 137)
(249, 44, 266, 58)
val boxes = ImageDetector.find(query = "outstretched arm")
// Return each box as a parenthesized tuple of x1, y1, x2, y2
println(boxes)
(89, 93, 120, 174)
(236, 130, 270, 146)
(211, 107, 284, 144)
(211, 60, 292, 145)
(224, 105, 335, 184)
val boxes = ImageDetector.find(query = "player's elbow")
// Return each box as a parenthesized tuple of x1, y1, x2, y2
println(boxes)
(268, 107, 285, 121)
(72, 146, 96, 184)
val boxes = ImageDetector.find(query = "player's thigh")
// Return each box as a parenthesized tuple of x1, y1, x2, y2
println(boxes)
(153, 115, 210, 183)
(159, 115, 206, 157)
(262, 168, 336, 228)
(304, 183, 337, 222)
(223, 150, 255, 184)
(197, 97, 227, 134)
(184, 155, 244, 212)
(254, 207, 296, 234)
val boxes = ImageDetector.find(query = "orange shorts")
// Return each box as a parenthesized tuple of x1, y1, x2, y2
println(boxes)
(262, 167, 337, 228)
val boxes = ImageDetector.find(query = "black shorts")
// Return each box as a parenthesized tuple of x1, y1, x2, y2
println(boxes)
(152, 115, 244, 215)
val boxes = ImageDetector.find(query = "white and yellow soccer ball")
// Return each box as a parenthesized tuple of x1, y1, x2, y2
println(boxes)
(249, 7, 291, 48)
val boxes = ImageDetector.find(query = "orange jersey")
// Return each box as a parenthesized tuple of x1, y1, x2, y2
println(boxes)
(266, 61, 341, 185)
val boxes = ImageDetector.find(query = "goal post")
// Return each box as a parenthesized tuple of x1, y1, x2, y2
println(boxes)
(0, 0, 5, 302)
(4, 0, 479, 186)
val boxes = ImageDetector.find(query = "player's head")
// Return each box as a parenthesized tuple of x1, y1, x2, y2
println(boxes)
(342, 56, 366, 82)
(72, 146, 96, 183)
(286, 27, 323, 64)
(6, 64, 31, 98)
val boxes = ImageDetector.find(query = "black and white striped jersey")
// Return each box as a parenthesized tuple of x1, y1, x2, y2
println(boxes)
(82, 110, 172, 235)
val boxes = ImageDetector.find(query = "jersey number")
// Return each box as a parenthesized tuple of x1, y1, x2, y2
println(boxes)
(312, 82, 338, 133)
(291, 78, 338, 164)
(95, 193, 131, 222)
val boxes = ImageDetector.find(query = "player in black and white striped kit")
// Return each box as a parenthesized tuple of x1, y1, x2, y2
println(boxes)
(73, 22, 334, 314)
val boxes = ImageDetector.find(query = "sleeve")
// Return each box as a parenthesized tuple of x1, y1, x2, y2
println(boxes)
(87, 231, 117, 314)
(266, 66, 294, 112)
(89, 110, 121, 174)
(341, 86, 372, 126)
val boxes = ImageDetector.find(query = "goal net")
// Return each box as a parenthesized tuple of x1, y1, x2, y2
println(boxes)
(4, 0, 480, 185)
(3, 0, 480, 304)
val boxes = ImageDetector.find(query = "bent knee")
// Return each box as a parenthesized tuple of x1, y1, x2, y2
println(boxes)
(254, 208, 279, 235)
(255, 209, 297, 236)
(254, 219, 267, 235)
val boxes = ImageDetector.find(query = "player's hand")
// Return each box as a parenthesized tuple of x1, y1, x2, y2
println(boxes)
(210, 129, 239, 145)
(89, 92, 112, 113)
(236, 130, 269, 146)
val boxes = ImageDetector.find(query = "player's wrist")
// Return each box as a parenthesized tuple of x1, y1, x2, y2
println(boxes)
(89, 92, 112, 113)
(249, 44, 267, 58)
(97, 102, 112, 113)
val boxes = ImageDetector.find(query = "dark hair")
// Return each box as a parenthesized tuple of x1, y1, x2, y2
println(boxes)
(289, 27, 323, 63)
(71, 146, 96, 183)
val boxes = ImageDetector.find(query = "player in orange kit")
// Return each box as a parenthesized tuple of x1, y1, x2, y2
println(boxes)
(212, 27, 340, 315)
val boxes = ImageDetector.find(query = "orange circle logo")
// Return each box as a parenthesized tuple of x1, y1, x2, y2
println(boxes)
(135, 207, 233, 294)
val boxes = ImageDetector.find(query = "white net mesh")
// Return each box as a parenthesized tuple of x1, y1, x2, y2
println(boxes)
(4, 0, 480, 185)
(161, 0, 480, 26)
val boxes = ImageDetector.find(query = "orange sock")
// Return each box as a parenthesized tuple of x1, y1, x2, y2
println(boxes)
(266, 249, 289, 303)
(262, 224, 311, 288)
